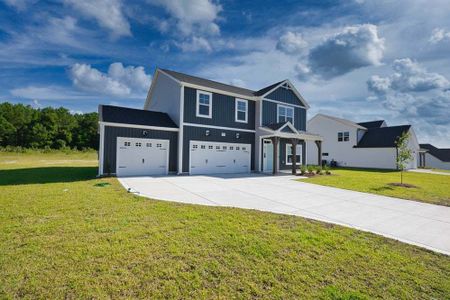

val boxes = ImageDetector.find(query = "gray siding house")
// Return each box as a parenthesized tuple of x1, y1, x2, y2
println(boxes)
(98, 69, 322, 177)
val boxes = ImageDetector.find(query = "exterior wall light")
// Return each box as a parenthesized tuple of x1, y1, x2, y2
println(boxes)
(205, 130, 210, 136)
(236, 133, 240, 139)
(142, 130, 148, 136)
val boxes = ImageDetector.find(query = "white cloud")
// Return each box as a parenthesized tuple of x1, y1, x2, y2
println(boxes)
(277, 32, 308, 55)
(294, 63, 312, 81)
(150, 0, 222, 37)
(306, 24, 385, 79)
(429, 28, 450, 44)
(1, 0, 35, 10)
(65, 0, 131, 38)
(175, 36, 213, 52)
(68, 63, 151, 97)
(367, 58, 449, 94)
(10, 85, 96, 100)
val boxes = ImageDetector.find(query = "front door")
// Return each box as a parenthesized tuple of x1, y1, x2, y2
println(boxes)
(263, 139, 273, 172)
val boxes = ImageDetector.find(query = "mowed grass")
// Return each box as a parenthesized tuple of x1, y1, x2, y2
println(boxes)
(299, 168, 450, 206)
(0, 153, 449, 299)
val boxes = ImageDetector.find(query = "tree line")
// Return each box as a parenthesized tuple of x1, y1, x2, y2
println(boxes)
(0, 102, 98, 150)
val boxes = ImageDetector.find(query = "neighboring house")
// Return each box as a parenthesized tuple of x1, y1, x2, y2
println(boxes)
(419, 144, 450, 170)
(98, 68, 322, 177)
(306, 114, 419, 169)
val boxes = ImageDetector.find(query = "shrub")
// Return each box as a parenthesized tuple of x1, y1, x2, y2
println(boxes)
(307, 165, 314, 174)
(300, 165, 307, 175)
(324, 165, 331, 175)
(315, 166, 322, 174)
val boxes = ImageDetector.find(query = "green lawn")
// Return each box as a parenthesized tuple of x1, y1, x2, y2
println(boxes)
(1, 153, 449, 299)
(299, 168, 450, 207)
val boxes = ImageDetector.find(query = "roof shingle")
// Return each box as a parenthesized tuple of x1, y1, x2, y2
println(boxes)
(420, 144, 450, 162)
(99, 105, 178, 128)
(355, 125, 411, 148)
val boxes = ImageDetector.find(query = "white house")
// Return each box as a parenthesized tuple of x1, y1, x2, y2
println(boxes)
(419, 144, 450, 170)
(306, 114, 419, 169)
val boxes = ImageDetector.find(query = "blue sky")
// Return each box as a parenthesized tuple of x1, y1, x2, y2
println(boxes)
(1, 0, 449, 147)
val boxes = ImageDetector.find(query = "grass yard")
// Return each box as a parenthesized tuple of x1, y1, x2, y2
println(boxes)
(0, 152, 449, 299)
(299, 168, 450, 207)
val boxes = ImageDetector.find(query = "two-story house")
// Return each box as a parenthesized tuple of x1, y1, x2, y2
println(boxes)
(98, 68, 322, 177)
(306, 114, 419, 169)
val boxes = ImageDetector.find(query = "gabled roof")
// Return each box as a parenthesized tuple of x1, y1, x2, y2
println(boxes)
(156, 69, 310, 107)
(99, 105, 178, 128)
(310, 114, 367, 130)
(160, 69, 256, 97)
(420, 144, 450, 162)
(262, 121, 299, 134)
(357, 120, 386, 129)
(355, 125, 411, 148)
(254, 81, 285, 96)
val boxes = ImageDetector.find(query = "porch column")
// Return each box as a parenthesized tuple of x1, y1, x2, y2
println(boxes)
(315, 140, 322, 167)
(271, 136, 279, 175)
(291, 139, 298, 175)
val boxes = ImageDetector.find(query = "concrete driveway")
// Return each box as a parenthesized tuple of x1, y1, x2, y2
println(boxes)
(119, 174, 450, 255)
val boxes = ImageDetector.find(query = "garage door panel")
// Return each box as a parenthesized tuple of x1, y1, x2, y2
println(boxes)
(190, 141, 251, 175)
(117, 137, 169, 177)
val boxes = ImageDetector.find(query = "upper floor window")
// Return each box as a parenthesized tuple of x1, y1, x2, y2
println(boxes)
(235, 99, 248, 123)
(338, 131, 350, 142)
(277, 104, 294, 124)
(196, 90, 212, 118)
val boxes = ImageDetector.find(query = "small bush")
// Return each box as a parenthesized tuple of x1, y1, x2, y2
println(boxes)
(307, 165, 314, 174)
(324, 165, 331, 175)
(315, 166, 322, 174)
(300, 165, 307, 175)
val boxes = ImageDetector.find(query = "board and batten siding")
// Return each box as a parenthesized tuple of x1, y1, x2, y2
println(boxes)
(182, 125, 255, 173)
(266, 87, 304, 106)
(103, 126, 178, 174)
(262, 100, 306, 131)
(183, 87, 255, 130)
(279, 139, 306, 170)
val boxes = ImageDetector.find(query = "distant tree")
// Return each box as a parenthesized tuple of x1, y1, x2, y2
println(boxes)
(0, 102, 98, 150)
(395, 131, 413, 185)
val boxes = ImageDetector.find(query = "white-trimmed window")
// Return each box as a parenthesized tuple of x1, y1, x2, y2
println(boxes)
(196, 90, 212, 118)
(277, 104, 294, 124)
(235, 99, 248, 123)
(338, 131, 350, 142)
(286, 144, 302, 165)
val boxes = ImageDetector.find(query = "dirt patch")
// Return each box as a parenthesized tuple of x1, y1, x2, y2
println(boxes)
(388, 182, 418, 188)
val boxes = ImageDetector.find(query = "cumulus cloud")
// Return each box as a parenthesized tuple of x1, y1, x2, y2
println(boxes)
(150, 0, 222, 37)
(65, 0, 131, 38)
(277, 32, 308, 55)
(68, 63, 151, 97)
(367, 58, 450, 94)
(306, 24, 385, 79)
(429, 28, 450, 44)
(175, 36, 213, 52)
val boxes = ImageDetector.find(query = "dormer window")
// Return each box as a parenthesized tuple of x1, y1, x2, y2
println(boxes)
(235, 99, 248, 123)
(196, 90, 212, 118)
(277, 104, 294, 124)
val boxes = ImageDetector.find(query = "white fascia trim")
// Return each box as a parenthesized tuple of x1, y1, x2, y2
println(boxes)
(98, 123, 105, 176)
(259, 80, 310, 109)
(262, 98, 305, 109)
(99, 121, 179, 132)
(235, 98, 248, 123)
(183, 82, 257, 101)
(183, 122, 256, 133)
(277, 121, 299, 134)
(178, 85, 185, 174)
(196, 90, 213, 118)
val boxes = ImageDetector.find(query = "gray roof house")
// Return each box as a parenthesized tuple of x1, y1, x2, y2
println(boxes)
(98, 68, 322, 177)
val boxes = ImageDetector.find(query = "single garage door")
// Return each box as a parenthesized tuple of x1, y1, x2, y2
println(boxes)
(116, 137, 169, 177)
(190, 141, 251, 175)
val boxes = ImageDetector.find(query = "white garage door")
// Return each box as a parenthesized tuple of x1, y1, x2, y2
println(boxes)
(190, 141, 251, 175)
(116, 137, 169, 177)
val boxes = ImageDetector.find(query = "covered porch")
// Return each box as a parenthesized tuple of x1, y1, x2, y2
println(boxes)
(258, 122, 323, 175)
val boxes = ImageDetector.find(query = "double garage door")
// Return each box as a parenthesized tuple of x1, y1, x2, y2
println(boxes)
(190, 141, 251, 175)
(116, 137, 169, 177)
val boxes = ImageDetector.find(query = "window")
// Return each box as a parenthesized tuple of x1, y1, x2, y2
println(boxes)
(201, 145, 205, 149)
(196, 90, 212, 118)
(235, 99, 248, 123)
(277, 105, 294, 124)
(323, 153, 329, 156)
(135, 142, 142, 147)
(124, 141, 131, 146)
(208, 145, 213, 149)
(338, 131, 350, 142)
(146, 143, 152, 147)
(286, 144, 302, 165)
